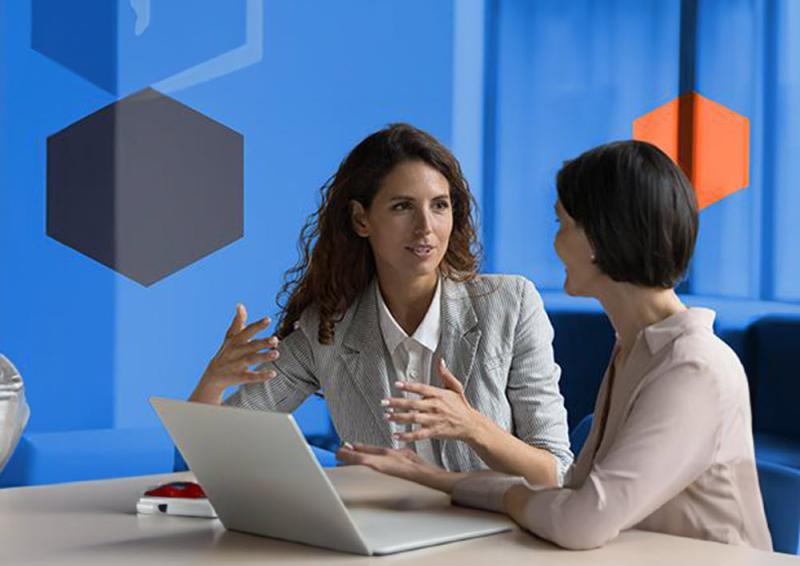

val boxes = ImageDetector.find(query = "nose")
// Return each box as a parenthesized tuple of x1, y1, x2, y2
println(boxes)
(414, 208, 433, 236)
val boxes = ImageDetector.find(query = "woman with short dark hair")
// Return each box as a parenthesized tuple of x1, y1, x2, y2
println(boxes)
(190, 123, 573, 485)
(339, 140, 772, 551)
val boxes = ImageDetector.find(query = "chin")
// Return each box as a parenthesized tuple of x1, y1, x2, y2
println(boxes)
(563, 277, 586, 297)
(408, 262, 440, 278)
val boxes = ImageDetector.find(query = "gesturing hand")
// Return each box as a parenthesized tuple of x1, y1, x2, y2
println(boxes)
(382, 359, 489, 444)
(192, 304, 280, 403)
(336, 443, 462, 492)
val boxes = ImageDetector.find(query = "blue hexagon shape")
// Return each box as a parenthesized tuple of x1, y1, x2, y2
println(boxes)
(47, 88, 243, 286)
(31, 0, 256, 96)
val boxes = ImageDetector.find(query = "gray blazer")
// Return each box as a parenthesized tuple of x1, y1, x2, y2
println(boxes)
(226, 274, 573, 477)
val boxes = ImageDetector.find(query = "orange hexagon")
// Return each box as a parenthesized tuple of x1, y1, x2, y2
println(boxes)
(633, 92, 750, 209)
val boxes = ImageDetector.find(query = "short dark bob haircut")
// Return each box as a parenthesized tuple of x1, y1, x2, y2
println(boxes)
(556, 140, 699, 289)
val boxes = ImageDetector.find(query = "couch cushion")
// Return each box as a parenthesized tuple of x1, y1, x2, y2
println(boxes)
(547, 309, 614, 430)
(756, 433, 800, 471)
(747, 315, 800, 438)
(757, 460, 800, 554)
(0, 428, 175, 487)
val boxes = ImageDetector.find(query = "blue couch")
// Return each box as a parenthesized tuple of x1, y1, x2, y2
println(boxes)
(0, 394, 338, 488)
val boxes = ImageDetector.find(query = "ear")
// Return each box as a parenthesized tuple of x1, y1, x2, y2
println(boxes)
(350, 200, 370, 238)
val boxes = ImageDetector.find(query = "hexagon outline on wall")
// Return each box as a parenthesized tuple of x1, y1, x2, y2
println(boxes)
(31, 0, 263, 96)
(46, 87, 244, 287)
(633, 91, 750, 210)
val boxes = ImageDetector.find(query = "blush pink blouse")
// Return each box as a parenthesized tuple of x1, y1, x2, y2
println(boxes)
(454, 308, 772, 551)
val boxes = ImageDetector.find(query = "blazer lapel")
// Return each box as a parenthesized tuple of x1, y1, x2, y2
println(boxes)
(339, 279, 394, 446)
(436, 279, 480, 468)
(436, 278, 480, 390)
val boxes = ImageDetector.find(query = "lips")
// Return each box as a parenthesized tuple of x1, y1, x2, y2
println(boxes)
(406, 244, 434, 258)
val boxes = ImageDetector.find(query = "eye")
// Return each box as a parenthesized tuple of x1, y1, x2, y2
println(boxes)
(433, 199, 450, 210)
(391, 201, 412, 211)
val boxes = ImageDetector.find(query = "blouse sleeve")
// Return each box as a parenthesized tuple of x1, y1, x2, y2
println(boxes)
(512, 359, 723, 549)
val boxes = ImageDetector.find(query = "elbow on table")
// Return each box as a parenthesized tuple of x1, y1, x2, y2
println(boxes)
(544, 522, 619, 551)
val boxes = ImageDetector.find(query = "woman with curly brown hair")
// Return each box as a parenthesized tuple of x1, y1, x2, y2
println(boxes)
(189, 123, 572, 485)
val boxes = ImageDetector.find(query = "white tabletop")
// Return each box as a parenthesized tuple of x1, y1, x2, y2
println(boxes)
(0, 469, 797, 565)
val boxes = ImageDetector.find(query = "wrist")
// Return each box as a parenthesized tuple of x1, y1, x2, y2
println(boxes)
(466, 410, 496, 448)
(425, 468, 466, 494)
(190, 376, 226, 404)
(503, 483, 532, 518)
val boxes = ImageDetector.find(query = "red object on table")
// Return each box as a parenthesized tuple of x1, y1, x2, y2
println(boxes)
(144, 481, 207, 499)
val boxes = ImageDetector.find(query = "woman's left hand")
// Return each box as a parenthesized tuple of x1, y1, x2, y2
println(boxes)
(382, 359, 489, 443)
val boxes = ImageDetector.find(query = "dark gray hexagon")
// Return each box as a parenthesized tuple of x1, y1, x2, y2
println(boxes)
(47, 88, 243, 286)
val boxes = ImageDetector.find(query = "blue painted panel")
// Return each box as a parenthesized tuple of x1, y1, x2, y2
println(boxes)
(451, 0, 487, 222)
(691, 0, 761, 298)
(687, 0, 800, 302)
(2, 1, 116, 431)
(770, 1, 800, 301)
(117, 0, 247, 96)
(491, 0, 680, 289)
(31, 0, 247, 96)
(31, 0, 118, 93)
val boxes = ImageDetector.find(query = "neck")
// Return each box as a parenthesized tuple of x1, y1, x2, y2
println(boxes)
(376, 270, 439, 335)
(595, 283, 686, 356)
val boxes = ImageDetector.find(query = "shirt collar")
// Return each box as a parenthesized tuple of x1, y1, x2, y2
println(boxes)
(376, 277, 442, 354)
(642, 307, 716, 355)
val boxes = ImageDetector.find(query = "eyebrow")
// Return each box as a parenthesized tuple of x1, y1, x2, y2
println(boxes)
(388, 194, 450, 201)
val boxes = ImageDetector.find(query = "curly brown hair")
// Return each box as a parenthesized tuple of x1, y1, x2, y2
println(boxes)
(275, 123, 481, 344)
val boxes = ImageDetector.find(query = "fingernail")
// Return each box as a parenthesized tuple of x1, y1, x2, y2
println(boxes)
(343, 442, 354, 450)
(441, 358, 447, 368)
(395, 381, 406, 389)
(271, 351, 280, 359)
(267, 370, 277, 378)
(380, 399, 390, 406)
(262, 317, 270, 324)
(383, 412, 392, 420)
(392, 433, 401, 439)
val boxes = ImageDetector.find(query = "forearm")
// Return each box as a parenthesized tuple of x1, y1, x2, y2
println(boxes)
(468, 413, 559, 487)
(188, 378, 226, 404)
(415, 467, 469, 494)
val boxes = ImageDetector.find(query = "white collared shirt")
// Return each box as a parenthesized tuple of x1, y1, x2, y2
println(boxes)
(376, 279, 441, 464)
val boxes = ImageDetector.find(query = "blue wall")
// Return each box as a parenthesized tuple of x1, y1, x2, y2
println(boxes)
(2, 0, 799, 440)
(1, 0, 456, 432)
(488, 0, 800, 303)
(488, 0, 680, 285)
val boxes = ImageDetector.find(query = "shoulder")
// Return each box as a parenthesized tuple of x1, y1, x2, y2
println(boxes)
(292, 291, 366, 350)
(673, 327, 747, 388)
(446, 274, 549, 338)
(647, 327, 748, 412)
(450, 274, 542, 308)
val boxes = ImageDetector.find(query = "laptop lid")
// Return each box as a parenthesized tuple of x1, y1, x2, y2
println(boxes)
(150, 397, 370, 554)
(151, 397, 513, 556)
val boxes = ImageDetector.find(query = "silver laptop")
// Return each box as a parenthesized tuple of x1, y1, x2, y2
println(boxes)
(150, 397, 513, 555)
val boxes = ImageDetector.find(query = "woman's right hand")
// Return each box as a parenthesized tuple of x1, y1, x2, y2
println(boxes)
(336, 443, 466, 493)
(189, 304, 280, 404)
